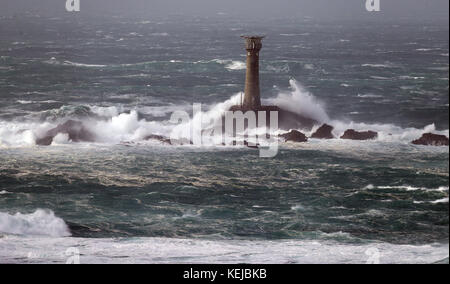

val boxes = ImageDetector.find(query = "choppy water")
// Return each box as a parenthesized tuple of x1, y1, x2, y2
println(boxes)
(0, 14, 448, 263)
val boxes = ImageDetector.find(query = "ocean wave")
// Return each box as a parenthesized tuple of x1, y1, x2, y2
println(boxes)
(265, 79, 329, 123)
(399, 76, 425, 80)
(357, 93, 383, 98)
(0, 235, 447, 264)
(17, 100, 60, 105)
(374, 186, 449, 192)
(431, 197, 449, 204)
(42, 57, 247, 72)
(0, 79, 448, 148)
(224, 61, 246, 71)
(208, 59, 246, 70)
(43, 58, 107, 68)
(0, 209, 71, 237)
(63, 61, 107, 68)
(362, 63, 397, 68)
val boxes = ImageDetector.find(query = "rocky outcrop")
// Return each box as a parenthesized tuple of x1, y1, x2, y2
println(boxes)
(311, 124, 334, 139)
(279, 130, 308, 143)
(340, 129, 378, 140)
(228, 105, 318, 131)
(144, 134, 172, 144)
(36, 120, 95, 146)
(412, 133, 449, 146)
(143, 134, 192, 145)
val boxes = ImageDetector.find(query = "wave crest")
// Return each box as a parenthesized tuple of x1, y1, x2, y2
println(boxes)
(0, 209, 71, 237)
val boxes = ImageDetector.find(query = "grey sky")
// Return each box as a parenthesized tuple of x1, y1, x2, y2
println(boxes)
(1, 0, 448, 21)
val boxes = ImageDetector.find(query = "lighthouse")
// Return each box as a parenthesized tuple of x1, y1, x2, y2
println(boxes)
(228, 36, 318, 131)
(242, 36, 264, 109)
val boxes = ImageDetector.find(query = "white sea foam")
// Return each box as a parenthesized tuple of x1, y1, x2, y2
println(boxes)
(150, 32, 169, 37)
(211, 59, 246, 71)
(0, 235, 447, 264)
(362, 63, 397, 68)
(17, 100, 59, 104)
(43, 58, 107, 68)
(367, 185, 448, 193)
(0, 79, 448, 148)
(0, 121, 37, 148)
(51, 133, 71, 145)
(265, 79, 329, 123)
(0, 209, 71, 237)
(399, 76, 425, 80)
(291, 204, 306, 211)
(415, 48, 435, 52)
(327, 121, 448, 143)
(431, 197, 449, 204)
(357, 93, 383, 98)
(62, 61, 107, 68)
(225, 61, 246, 71)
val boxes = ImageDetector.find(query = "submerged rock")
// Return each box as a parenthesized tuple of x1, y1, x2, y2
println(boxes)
(412, 133, 449, 146)
(36, 120, 95, 146)
(279, 130, 308, 143)
(311, 124, 334, 139)
(340, 129, 378, 140)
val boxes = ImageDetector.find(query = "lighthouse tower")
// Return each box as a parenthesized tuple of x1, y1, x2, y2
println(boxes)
(228, 36, 318, 130)
(242, 36, 264, 109)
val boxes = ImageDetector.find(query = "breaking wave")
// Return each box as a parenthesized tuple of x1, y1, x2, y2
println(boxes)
(0, 209, 71, 237)
(0, 79, 448, 148)
(266, 79, 329, 123)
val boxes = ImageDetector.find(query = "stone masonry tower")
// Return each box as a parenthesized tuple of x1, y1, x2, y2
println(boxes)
(228, 36, 318, 130)
(242, 36, 264, 109)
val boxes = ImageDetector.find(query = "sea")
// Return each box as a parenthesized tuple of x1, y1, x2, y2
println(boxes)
(0, 13, 448, 263)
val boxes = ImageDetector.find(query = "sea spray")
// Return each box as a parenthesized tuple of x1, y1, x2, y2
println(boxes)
(0, 209, 71, 237)
(265, 79, 329, 123)
(0, 80, 448, 147)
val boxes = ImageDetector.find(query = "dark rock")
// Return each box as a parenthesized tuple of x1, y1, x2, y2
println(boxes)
(311, 124, 334, 139)
(36, 120, 95, 146)
(340, 129, 378, 140)
(412, 133, 449, 146)
(228, 105, 318, 131)
(35, 136, 54, 146)
(279, 130, 308, 143)
(144, 134, 171, 144)
(143, 134, 192, 145)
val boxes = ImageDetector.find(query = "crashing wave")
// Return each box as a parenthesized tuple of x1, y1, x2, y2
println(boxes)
(0, 209, 71, 237)
(0, 80, 448, 148)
